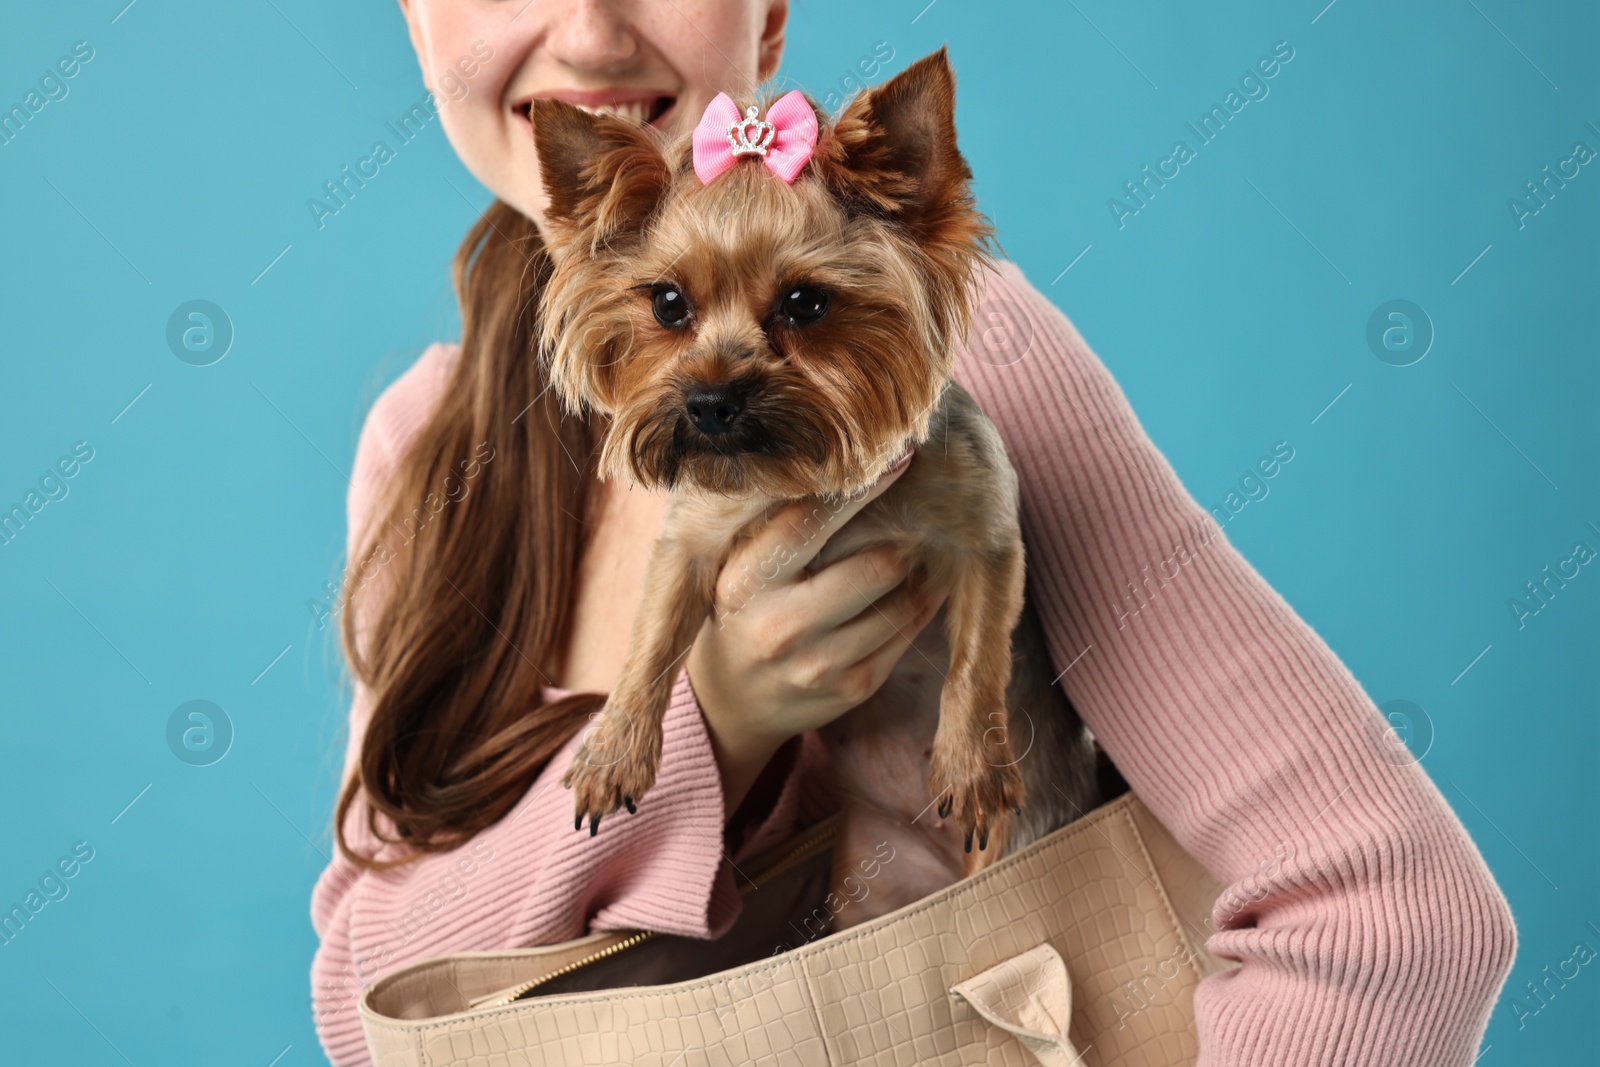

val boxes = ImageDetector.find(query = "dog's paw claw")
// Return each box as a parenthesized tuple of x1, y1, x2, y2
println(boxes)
(562, 715, 662, 838)
(929, 742, 1023, 870)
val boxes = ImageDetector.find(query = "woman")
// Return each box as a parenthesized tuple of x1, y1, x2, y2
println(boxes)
(311, 2, 1517, 1064)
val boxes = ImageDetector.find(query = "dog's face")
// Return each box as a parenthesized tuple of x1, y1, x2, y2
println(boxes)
(532, 49, 993, 499)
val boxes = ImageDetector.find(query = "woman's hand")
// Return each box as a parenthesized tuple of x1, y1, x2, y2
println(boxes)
(687, 458, 949, 817)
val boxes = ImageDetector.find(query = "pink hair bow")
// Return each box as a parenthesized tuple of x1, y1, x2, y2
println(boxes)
(692, 90, 818, 185)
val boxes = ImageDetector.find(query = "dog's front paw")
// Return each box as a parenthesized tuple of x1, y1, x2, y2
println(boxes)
(560, 705, 662, 835)
(929, 740, 1023, 873)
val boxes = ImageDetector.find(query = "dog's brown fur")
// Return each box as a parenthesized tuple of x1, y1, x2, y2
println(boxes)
(533, 50, 1097, 911)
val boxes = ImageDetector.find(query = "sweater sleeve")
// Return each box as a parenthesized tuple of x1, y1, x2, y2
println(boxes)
(954, 262, 1517, 1066)
(307, 344, 818, 1067)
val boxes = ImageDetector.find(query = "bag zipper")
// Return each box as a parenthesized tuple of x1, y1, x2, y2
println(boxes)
(481, 815, 841, 1008)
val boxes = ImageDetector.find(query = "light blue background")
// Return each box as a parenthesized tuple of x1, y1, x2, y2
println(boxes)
(2, 0, 1595, 1062)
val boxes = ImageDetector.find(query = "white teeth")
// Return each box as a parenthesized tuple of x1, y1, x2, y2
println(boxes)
(573, 100, 652, 125)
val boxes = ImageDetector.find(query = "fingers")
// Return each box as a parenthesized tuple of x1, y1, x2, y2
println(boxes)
(823, 579, 946, 680)
(798, 544, 913, 630)
(733, 451, 913, 587)
(830, 593, 944, 708)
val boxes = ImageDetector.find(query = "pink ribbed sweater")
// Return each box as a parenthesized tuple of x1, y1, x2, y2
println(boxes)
(310, 260, 1515, 1066)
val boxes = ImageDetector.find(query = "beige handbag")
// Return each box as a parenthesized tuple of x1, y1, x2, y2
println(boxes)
(360, 790, 1233, 1066)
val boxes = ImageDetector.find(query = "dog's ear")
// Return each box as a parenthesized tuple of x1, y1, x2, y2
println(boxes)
(815, 47, 976, 235)
(532, 99, 670, 249)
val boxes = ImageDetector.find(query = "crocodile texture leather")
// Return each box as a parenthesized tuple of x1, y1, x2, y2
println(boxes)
(951, 942, 1081, 1066)
(360, 792, 1230, 1066)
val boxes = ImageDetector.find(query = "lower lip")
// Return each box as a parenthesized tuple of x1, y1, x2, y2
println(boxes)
(516, 97, 678, 135)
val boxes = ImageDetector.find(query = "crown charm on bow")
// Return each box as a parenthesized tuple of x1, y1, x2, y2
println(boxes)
(728, 105, 776, 157)
(693, 90, 818, 185)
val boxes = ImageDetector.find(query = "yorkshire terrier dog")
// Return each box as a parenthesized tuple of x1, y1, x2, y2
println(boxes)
(534, 49, 1098, 914)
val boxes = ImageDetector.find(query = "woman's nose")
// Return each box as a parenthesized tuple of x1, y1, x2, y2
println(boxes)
(544, 0, 641, 72)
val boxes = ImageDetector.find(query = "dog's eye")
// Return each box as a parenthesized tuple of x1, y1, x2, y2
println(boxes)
(651, 286, 691, 328)
(779, 286, 829, 326)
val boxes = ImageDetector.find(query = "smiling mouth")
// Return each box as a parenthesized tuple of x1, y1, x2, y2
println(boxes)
(514, 95, 676, 131)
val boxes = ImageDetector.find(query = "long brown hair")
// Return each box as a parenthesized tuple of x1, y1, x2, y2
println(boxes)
(334, 200, 605, 870)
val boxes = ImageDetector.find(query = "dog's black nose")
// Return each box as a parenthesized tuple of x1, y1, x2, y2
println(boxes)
(685, 384, 745, 437)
